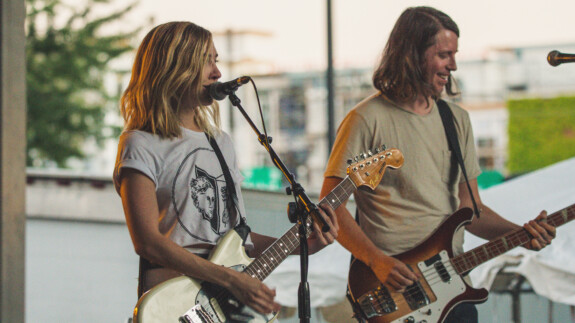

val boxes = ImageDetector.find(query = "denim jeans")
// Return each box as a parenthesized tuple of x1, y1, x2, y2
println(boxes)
(444, 303, 478, 323)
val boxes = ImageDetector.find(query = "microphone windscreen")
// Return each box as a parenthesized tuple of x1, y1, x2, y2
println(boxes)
(548, 50, 560, 67)
(208, 82, 227, 101)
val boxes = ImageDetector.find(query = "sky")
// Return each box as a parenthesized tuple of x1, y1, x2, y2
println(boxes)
(110, 0, 575, 76)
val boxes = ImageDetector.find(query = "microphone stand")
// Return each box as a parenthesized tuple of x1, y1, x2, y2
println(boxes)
(227, 92, 329, 323)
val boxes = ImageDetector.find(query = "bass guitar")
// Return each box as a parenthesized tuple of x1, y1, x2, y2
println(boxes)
(347, 204, 574, 323)
(133, 147, 404, 323)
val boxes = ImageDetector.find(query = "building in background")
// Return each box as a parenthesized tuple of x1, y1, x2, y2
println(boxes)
(85, 42, 575, 193)
(233, 68, 373, 192)
(225, 43, 575, 192)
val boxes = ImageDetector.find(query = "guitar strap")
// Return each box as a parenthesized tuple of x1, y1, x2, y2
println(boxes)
(437, 99, 481, 219)
(205, 132, 247, 227)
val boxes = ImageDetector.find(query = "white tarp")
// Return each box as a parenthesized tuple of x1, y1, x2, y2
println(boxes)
(268, 157, 575, 308)
(266, 242, 351, 308)
(466, 157, 575, 305)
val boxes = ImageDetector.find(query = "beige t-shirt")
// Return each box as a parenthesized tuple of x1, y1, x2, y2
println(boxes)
(325, 93, 481, 257)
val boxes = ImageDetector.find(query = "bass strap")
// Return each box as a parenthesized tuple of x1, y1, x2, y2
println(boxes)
(437, 99, 481, 219)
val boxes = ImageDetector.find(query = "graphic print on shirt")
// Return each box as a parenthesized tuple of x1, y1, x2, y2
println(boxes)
(172, 147, 231, 243)
(190, 167, 229, 234)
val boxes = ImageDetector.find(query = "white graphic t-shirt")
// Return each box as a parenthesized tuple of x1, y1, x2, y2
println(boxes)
(113, 128, 251, 255)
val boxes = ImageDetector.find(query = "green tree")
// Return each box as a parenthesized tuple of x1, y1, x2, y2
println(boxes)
(26, 0, 140, 167)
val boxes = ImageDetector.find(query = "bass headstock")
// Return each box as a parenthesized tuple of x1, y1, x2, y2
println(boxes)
(347, 146, 404, 190)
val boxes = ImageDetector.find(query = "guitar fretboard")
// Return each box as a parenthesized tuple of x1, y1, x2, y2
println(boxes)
(244, 176, 357, 281)
(451, 204, 575, 275)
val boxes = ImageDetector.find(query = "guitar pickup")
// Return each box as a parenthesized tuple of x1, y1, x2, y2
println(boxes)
(434, 261, 451, 282)
(424, 251, 451, 282)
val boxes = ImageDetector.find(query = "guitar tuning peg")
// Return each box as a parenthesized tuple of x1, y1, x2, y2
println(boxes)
(360, 153, 366, 159)
(375, 147, 381, 153)
(347, 159, 353, 165)
(368, 150, 373, 156)
(381, 144, 387, 151)
(354, 156, 359, 162)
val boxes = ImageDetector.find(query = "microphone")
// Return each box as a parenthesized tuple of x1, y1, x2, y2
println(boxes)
(547, 50, 575, 66)
(208, 76, 251, 100)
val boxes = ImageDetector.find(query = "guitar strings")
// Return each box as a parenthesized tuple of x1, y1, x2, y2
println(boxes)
(203, 225, 303, 321)
(368, 232, 533, 309)
(357, 209, 575, 313)
(367, 241, 512, 308)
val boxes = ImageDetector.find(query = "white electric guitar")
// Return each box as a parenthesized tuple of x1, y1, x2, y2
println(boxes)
(132, 147, 404, 323)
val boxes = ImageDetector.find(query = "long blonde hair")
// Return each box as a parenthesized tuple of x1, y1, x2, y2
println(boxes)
(121, 21, 221, 138)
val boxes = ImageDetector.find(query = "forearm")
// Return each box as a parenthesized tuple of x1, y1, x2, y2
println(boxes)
(320, 176, 385, 266)
(320, 176, 417, 289)
(458, 179, 520, 240)
(334, 205, 387, 267)
(464, 204, 521, 240)
(136, 233, 241, 289)
(331, 199, 418, 289)
(457, 181, 554, 250)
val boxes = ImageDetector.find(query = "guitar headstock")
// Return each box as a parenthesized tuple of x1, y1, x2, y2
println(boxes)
(347, 146, 404, 190)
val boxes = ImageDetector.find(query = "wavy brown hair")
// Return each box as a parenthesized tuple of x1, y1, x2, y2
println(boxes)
(373, 7, 459, 103)
(121, 21, 220, 138)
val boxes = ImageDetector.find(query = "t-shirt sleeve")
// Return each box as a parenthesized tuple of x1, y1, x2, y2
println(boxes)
(324, 109, 373, 179)
(113, 131, 159, 194)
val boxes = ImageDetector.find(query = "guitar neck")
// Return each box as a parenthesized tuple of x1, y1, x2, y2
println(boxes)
(244, 176, 357, 281)
(452, 204, 575, 275)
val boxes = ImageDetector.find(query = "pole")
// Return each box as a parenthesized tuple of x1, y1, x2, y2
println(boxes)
(0, 0, 27, 322)
(326, 0, 335, 155)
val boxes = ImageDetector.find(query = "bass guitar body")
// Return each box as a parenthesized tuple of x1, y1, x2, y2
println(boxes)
(348, 208, 488, 323)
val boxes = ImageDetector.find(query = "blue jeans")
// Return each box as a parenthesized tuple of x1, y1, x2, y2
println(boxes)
(444, 303, 478, 323)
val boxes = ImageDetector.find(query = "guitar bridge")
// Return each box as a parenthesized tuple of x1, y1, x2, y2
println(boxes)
(179, 304, 212, 323)
(356, 284, 397, 318)
(403, 280, 431, 310)
(398, 264, 429, 311)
